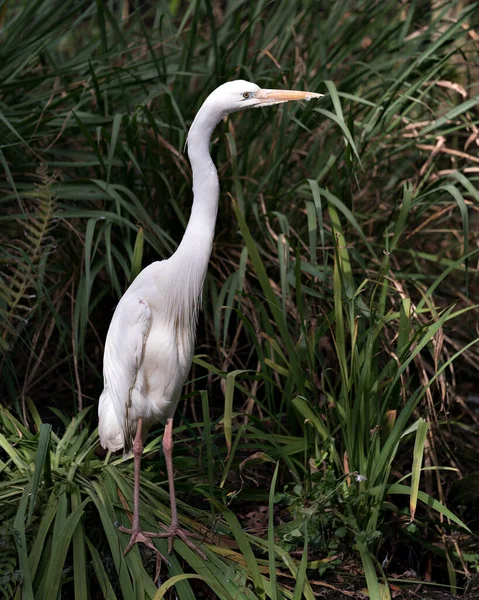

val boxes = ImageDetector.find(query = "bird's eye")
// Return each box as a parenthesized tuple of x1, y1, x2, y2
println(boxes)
(243, 92, 250, 99)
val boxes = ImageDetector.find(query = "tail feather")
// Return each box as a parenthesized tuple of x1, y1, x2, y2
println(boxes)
(98, 388, 124, 452)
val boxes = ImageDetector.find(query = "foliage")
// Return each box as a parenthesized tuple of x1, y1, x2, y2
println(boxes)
(1, 405, 315, 599)
(1, 0, 479, 598)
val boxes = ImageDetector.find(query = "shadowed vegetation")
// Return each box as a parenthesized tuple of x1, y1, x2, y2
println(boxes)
(1, 0, 479, 598)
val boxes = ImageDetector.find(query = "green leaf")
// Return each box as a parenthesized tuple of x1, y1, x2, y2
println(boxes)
(292, 523, 308, 600)
(268, 462, 280, 600)
(72, 489, 89, 600)
(388, 484, 471, 532)
(213, 502, 266, 600)
(224, 370, 248, 459)
(130, 226, 144, 281)
(154, 574, 229, 600)
(409, 419, 428, 522)
(42, 493, 86, 599)
(13, 484, 34, 600)
(356, 539, 383, 600)
(28, 423, 51, 524)
(85, 537, 118, 600)
(107, 113, 123, 185)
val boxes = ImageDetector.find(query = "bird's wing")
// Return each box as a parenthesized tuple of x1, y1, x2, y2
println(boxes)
(99, 293, 151, 451)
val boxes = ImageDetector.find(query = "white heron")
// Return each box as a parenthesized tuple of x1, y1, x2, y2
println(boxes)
(98, 80, 322, 564)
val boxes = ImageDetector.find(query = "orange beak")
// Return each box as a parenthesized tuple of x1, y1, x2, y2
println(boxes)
(256, 88, 323, 105)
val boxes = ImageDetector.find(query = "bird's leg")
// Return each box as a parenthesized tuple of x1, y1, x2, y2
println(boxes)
(117, 417, 169, 574)
(117, 417, 206, 567)
(163, 417, 178, 535)
(155, 417, 206, 558)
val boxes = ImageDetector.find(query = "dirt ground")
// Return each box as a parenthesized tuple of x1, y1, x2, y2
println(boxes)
(304, 573, 479, 599)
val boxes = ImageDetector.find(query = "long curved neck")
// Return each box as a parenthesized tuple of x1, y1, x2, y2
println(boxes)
(184, 104, 221, 245)
(171, 102, 222, 293)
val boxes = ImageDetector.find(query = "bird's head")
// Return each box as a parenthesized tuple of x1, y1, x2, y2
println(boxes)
(187, 79, 322, 150)
(204, 79, 322, 115)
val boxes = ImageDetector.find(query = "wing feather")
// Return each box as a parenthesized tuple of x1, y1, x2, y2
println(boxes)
(98, 294, 151, 452)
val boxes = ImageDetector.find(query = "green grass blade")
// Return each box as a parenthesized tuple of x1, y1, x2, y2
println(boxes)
(27, 423, 51, 524)
(268, 461, 280, 600)
(85, 536, 118, 599)
(107, 112, 123, 185)
(13, 484, 34, 600)
(28, 492, 58, 579)
(71, 488, 88, 600)
(200, 389, 214, 497)
(356, 540, 382, 600)
(409, 418, 428, 522)
(214, 502, 266, 600)
(130, 225, 144, 281)
(292, 523, 308, 600)
(153, 574, 230, 600)
(42, 493, 86, 599)
(87, 483, 135, 598)
(388, 484, 470, 532)
(224, 369, 248, 459)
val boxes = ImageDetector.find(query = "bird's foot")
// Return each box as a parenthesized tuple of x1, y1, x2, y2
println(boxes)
(156, 523, 207, 558)
(117, 524, 170, 581)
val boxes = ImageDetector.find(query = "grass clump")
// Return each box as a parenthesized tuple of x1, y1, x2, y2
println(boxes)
(1, 1, 479, 598)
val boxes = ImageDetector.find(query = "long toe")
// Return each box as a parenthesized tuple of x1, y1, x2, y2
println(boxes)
(118, 522, 206, 561)
(119, 527, 170, 572)
(176, 527, 207, 558)
(157, 524, 207, 559)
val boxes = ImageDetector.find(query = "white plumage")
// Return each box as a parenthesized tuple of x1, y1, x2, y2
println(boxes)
(98, 255, 206, 454)
(97, 79, 322, 567)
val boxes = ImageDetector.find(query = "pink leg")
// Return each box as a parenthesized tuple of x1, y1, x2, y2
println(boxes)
(163, 416, 179, 533)
(117, 418, 168, 576)
(130, 416, 143, 531)
(118, 417, 206, 569)
(156, 417, 206, 557)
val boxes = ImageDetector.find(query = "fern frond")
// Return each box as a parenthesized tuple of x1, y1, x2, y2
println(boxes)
(0, 165, 59, 352)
